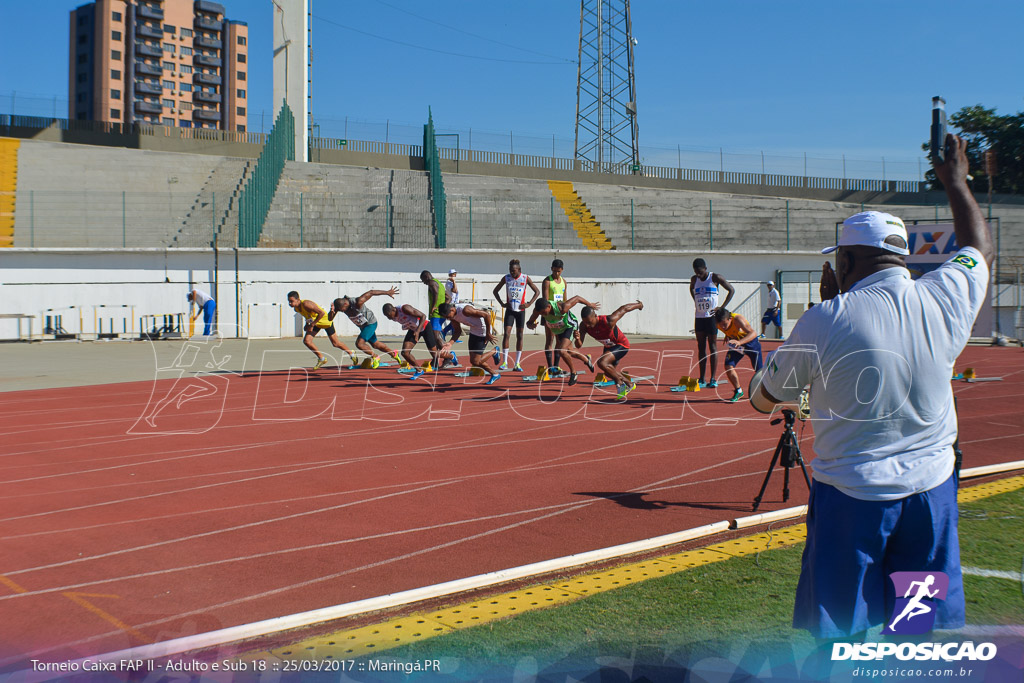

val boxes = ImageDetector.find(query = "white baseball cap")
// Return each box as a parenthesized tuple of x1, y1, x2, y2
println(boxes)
(448, 268, 457, 275)
(821, 211, 909, 255)
(766, 281, 774, 286)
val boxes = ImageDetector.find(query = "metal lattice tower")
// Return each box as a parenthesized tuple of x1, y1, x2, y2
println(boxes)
(574, 0, 639, 173)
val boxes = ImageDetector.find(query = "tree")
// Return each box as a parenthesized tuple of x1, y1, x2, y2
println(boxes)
(922, 104, 1024, 195)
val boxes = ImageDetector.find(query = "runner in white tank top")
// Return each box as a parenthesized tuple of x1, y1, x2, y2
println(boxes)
(491, 259, 540, 371)
(690, 258, 735, 388)
(438, 302, 502, 384)
(382, 302, 441, 372)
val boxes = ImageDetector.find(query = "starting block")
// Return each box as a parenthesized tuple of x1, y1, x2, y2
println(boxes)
(398, 360, 433, 375)
(347, 357, 393, 370)
(524, 367, 590, 383)
(953, 367, 1002, 383)
(671, 375, 701, 393)
(594, 371, 653, 388)
(455, 367, 488, 378)
(523, 365, 551, 382)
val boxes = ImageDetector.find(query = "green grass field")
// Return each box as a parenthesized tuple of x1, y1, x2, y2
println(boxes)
(362, 485, 1024, 676)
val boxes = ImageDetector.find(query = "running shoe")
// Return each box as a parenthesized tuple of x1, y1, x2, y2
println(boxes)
(697, 379, 707, 388)
(370, 356, 380, 369)
(499, 362, 509, 371)
(409, 369, 425, 380)
(493, 348, 502, 365)
(617, 382, 637, 400)
(513, 364, 523, 372)
(450, 352, 460, 367)
(313, 356, 328, 370)
(758, 333, 766, 339)
(584, 354, 594, 372)
(485, 373, 501, 385)
(707, 379, 719, 388)
(568, 373, 579, 386)
(728, 388, 745, 403)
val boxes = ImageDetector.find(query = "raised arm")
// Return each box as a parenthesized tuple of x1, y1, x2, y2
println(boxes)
(608, 300, 643, 327)
(714, 274, 735, 311)
(355, 287, 398, 308)
(933, 133, 994, 265)
(559, 295, 598, 313)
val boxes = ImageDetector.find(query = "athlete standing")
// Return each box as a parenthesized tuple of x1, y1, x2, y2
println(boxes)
(690, 258, 735, 388)
(492, 259, 540, 371)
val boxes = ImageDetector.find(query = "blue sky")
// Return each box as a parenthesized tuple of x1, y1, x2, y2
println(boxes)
(1, 0, 1021, 180)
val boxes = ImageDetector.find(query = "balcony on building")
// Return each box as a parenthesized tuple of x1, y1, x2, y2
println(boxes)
(193, 90, 221, 104)
(194, 54, 222, 68)
(194, 72, 222, 86)
(194, 16, 224, 31)
(135, 82, 162, 95)
(195, 36, 223, 50)
(134, 101, 162, 115)
(135, 43, 162, 58)
(194, 108, 220, 121)
(136, 4, 164, 20)
(194, 1, 226, 16)
(134, 62, 162, 77)
(135, 23, 163, 40)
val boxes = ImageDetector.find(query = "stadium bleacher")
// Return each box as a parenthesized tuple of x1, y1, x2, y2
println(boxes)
(5, 137, 1023, 259)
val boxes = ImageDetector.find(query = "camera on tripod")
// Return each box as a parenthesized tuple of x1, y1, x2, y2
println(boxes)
(752, 408, 810, 511)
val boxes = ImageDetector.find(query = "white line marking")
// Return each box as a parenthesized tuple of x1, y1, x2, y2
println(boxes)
(961, 566, 1024, 581)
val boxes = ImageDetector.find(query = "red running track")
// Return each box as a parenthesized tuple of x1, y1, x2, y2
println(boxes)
(0, 341, 1021, 667)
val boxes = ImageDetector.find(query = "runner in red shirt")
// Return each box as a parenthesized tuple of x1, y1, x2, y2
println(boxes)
(578, 300, 643, 400)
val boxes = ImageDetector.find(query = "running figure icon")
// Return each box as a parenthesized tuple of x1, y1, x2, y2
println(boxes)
(888, 574, 940, 631)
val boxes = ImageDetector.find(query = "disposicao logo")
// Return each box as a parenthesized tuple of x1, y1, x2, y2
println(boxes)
(830, 571, 999, 663)
(885, 571, 948, 635)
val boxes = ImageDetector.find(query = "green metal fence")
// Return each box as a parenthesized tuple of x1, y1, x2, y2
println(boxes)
(423, 109, 447, 248)
(238, 101, 295, 248)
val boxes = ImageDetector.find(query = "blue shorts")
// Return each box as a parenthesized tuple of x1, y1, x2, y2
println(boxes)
(761, 308, 781, 327)
(358, 322, 378, 343)
(794, 474, 963, 638)
(724, 338, 762, 370)
(430, 317, 444, 332)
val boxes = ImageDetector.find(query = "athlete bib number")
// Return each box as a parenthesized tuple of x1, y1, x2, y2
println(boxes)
(696, 300, 713, 313)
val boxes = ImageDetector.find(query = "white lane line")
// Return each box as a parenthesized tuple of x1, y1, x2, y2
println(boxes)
(0, 430, 774, 573)
(0, 468, 771, 597)
(961, 566, 1023, 581)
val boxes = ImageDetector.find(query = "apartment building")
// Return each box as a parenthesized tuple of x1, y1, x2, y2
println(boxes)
(69, 0, 248, 131)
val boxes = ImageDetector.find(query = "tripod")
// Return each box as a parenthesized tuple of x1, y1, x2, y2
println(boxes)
(752, 409, 811, 512)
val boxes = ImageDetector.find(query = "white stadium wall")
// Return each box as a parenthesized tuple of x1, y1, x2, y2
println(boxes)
(0, 248, 1009, 341)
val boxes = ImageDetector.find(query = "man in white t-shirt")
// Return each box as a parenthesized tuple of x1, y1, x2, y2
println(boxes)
(751, 135, 993, 638)
(187, 287, 216, 336)
(759, 281, 782, 338)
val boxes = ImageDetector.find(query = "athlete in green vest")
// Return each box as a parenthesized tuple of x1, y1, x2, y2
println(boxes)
(527, 294, 597, 385)
(419, 270, 457, 368)
(542, 259, 568, 375)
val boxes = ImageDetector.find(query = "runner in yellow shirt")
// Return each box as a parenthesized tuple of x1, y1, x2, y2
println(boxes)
(287, 291, 357, 369)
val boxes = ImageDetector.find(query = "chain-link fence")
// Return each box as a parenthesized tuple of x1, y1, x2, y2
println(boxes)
(13, 187, 1004, 255)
